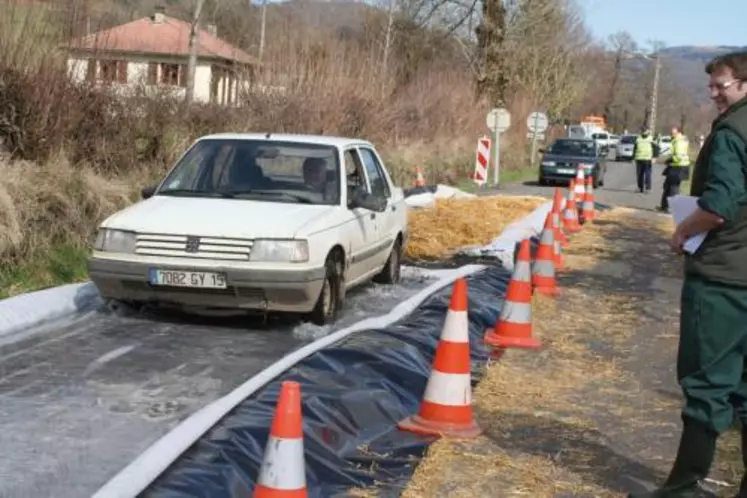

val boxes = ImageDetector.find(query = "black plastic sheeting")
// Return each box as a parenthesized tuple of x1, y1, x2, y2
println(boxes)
(142, 264, 515, 498)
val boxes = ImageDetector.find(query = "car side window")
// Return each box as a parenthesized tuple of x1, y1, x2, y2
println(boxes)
(358, 147, 390, 198)
(343, 148, 369, 208)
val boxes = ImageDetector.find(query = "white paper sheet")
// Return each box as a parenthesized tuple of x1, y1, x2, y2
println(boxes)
(668, 195, 708, 254)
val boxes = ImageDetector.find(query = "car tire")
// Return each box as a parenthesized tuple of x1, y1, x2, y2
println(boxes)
(538, 175, 548, 186)
(374, 238, 402, 285)
(308, 256, 344, 326)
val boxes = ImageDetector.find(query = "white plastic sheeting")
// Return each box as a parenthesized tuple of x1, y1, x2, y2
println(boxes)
(404, 184, 476, 209)
(0, 281, 100, 338)
(457, 198, 565, 270)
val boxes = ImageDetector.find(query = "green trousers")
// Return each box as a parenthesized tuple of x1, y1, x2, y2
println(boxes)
(678, 274, 747, 433)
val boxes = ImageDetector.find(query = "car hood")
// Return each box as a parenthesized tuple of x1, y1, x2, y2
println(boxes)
(101, 196, 339, 239)
(542, 154, 597, 164)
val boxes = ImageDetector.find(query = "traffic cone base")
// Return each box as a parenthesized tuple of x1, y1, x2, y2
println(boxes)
(398, 278, 481, 438)
(484, 239, 542, 350)
(484, 300, 541, 349)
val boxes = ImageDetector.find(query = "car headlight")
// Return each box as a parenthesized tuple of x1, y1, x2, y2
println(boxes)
(541, 161, 556, 167)
(250, 239, 309, 263)
(94, 229, 136, 253)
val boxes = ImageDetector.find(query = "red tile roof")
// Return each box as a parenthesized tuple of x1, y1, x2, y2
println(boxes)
(65, 15, 258, 66)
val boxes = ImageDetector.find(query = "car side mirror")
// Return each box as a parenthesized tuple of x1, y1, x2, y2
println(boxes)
(349, 187, 386, 212)
(141, 184, 158, 199)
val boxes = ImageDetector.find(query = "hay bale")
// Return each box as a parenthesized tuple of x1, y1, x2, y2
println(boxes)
(404, 195, 547, 260)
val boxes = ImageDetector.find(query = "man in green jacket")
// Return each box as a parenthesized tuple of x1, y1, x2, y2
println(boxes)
(629, 50, 747, 498)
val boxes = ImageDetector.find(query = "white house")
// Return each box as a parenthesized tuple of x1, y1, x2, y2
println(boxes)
(63, 6, 260, 105)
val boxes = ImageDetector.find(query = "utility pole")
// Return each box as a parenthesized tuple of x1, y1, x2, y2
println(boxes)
(185, 0, 205, 107)
(258, 0, 267, 62)
(647, 44, 662, 133)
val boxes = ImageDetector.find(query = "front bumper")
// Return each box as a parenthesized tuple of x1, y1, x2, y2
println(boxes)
(88, 257, 326, 313)
(540, 167, 594, 183)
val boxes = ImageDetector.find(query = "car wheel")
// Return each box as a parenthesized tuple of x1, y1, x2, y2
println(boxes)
(308, 256, 343, 326)
(538, 175, 548, 186)
(374, 238, 402, 285)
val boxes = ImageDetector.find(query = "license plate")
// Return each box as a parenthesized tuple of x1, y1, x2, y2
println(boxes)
(557, 169, 575, 174)
(149, 269, 227, 289)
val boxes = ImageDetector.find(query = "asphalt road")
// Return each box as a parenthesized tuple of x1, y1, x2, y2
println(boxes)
(494, 156, 669, 212)
(0, 268, 439, 498)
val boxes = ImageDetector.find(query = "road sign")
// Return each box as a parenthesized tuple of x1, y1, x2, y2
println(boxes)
(486, 108, 511, 133)
(527, 111, 549, 133)
(527, 132, 545, 141)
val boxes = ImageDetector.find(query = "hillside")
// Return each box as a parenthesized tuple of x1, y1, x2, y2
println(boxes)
(661, 45, 747, 104)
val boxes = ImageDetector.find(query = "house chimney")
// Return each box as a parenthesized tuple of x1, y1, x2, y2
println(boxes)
(207, 24, 217, 37)
(152, 5, 165, 24)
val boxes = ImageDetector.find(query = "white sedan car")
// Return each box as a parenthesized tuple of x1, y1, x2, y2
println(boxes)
(88, 133, 409, 325)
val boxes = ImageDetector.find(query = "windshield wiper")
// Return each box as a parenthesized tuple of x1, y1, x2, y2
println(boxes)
(158, 189, 236, 198)
(220, 189, 314, 204)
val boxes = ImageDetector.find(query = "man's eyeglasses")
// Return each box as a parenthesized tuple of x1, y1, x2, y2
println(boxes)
(708, 80, 743, 91)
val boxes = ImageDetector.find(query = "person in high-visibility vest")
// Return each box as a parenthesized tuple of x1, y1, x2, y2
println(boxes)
(633, 128, 655, 193)
(657, 126, 691, 212)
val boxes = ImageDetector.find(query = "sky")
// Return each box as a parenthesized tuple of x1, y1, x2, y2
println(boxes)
(577, 0, 747, 48)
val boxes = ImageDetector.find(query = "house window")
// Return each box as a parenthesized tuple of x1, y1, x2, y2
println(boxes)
(148, 63, 158, 85)
(99, 60, 127, 84)
(86, 59, 96, 82)
(160, 63, 187, 87)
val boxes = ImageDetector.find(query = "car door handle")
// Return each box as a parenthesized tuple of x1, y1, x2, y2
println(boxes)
(391, 205, 396, 212)
(370, 213, 376, 220)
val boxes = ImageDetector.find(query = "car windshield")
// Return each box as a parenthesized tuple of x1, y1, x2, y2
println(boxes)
(621, 135, 637, 144)
(157, 139, 342, 205)
(547, 139, 596, 157)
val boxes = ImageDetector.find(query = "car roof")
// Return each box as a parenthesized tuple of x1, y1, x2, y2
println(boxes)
(195, 133, 374, 149)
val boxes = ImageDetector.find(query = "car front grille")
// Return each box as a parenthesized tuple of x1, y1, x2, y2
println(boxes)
(135, 233, 254, 261)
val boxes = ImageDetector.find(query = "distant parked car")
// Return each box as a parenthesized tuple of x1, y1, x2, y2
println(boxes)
(591, 132, 611, 155)
(616, 134, 638, 161)
(88, 133, 409, 325)
(657, 135, 672, 156)
(538, 138, 607, 187)
(608, 134, 620, 148)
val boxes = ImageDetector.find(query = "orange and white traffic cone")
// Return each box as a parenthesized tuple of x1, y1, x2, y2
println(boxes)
(562, 181, 582, 233)
(484, 238, 541, 350)
(254, 381, 308, 498)
(580, 175, 596, 224)
(398, 278, 481, 438)
(573, 167, 586, 203)
(552, 187, 569, 248)
(554, 238, 565, 271)
(414, 167, 425, 187)
(532, 214, 558, 297)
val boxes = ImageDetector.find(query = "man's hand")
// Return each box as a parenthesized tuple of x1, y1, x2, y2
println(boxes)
(669, 229, 686, 254)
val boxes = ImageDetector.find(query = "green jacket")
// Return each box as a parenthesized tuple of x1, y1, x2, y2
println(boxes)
(685, 96, 747, 286)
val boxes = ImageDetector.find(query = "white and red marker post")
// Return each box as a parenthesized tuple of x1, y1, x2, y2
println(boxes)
(472, 136, 491, 187)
